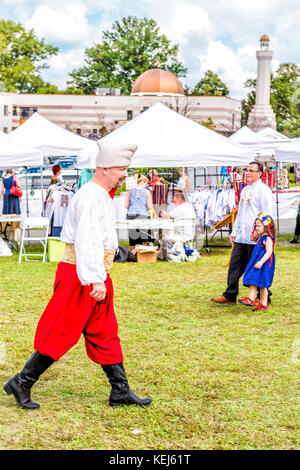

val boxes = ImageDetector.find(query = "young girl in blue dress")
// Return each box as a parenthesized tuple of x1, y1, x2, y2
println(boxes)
(239, 213, 276, 311)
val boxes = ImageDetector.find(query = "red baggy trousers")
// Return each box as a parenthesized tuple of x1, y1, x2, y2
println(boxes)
(34, 262, 123, 364)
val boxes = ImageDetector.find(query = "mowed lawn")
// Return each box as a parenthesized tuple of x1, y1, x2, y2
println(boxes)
(0, 242, 299, 450)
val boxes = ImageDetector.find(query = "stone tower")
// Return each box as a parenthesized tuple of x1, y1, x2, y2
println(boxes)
(247, 35, 276, 131)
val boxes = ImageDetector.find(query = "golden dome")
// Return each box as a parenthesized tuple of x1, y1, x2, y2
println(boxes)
(131, 68, 185, 96)
(260, 34, 270, 41)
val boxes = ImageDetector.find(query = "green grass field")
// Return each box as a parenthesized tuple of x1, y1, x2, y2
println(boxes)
(0, 240, 299, 450)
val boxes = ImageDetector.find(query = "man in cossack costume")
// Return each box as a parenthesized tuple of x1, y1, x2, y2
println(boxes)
(4, 141, 152, 410)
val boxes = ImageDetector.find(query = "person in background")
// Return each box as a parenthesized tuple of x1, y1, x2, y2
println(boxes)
(124, 174, 154, 250)
(289, 203, 300, 244)
(176, 168, 190, 201)
(50, 164, 63, 186)
(0, 169, 21, 215)
(162, 191, 196, 243)
(211, 161, 273, 305)
(148, 169, 160, 186)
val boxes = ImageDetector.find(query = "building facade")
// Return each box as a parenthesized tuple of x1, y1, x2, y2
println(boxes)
(0, 69, 241, 138)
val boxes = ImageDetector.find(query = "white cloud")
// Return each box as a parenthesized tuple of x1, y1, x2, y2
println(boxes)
(157, 0, 212, 44)
(25, 1, 92, 44)
(41, 47, 86, 89)
(197, 40, 257, 98)
(3, 0, 298, 98)
(48, 48, 85, 71)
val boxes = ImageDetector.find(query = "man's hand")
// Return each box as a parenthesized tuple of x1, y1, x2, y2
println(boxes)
(90, 282, 106, 301)
(230, 235, 235, 244)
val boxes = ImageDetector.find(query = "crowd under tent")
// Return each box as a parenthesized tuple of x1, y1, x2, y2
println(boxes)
(101, 103, 254, 248)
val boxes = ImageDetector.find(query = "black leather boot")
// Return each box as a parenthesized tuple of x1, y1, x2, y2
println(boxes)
(101, 362, 152, 407)
(3, 351, 55, 410)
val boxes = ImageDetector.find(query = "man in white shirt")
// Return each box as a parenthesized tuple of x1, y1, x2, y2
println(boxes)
(211, 161, 273, 305)
(4, 141, 152, 410)
(162, 191, 196, 242)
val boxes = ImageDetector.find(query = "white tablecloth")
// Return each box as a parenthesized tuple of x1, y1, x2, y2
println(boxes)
(115, 218, 174, 230)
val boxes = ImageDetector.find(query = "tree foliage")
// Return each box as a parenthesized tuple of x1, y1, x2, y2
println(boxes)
(0, 19, 58, 93)
(200, 117, 217, 131)
(242, 63, 300, 137)
(68, 16, 187, 95)
(189, 70, 229, 96)
(35, 83, 84, 95)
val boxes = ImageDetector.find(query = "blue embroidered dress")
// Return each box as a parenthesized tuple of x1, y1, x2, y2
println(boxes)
(243, 234, 275, 288)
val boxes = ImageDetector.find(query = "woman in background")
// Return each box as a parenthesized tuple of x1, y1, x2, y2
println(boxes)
(0, 169, 21, 215)
(124, 175, 154, 250)
(50, 164, 63, 186)
(176, 168, 190, 201)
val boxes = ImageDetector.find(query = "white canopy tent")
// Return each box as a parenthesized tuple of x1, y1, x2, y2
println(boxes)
(229, 125, 271, 145)
(100, 103, 253, 168)
(257, 127, 291, 142)
(229, 125, 292, 158)
(275, 138, 300, 163)
(9, 112, 98, 168)
(0, 131, 43, 169)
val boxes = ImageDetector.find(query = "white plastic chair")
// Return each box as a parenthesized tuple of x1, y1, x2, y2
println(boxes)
(18, 217, 50, 263)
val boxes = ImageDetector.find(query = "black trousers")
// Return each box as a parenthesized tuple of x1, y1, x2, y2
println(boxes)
(127, 214, 154, 246)
(223, 242, 272, 302)
(294, 208, 300, 237)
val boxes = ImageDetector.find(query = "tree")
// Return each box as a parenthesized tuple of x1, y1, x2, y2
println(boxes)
(190, 70, 229, 96)
(200, 117, 217, 131)
(241, 78, 256, 126)
(68, 16, 187, 95)
(271, 63, 300, 136)
(0, 20, 58, 93)
(35, 83, 84, 94)
(242, 63, 300, 136)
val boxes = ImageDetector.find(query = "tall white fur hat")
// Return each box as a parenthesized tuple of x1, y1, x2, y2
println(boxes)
(96, 141, 138, 168)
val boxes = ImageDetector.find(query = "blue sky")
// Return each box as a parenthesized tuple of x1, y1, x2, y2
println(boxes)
(1, 0, 299, 98)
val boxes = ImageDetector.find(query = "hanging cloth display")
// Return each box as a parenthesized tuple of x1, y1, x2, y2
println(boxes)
(79, 169, 95, 188)
(44, 185, 74, 237)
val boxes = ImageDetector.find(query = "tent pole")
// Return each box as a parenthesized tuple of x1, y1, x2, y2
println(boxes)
(275, 161, 280, 236)
(40, 165, 44, 216)
(25, 167, 29, 217)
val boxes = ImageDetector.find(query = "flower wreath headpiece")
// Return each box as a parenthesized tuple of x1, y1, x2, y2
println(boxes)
(255, 212, 275, 266)
(257, 212, 273, 228)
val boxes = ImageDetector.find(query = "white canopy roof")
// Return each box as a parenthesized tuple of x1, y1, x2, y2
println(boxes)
(9, 112, 98, 169)
(275, 138, 300, 162)
(229, 126, 270, 145)
(257, 127, 290, 142)
(0, 131, 43, 169)
(230, 125, 292, 159)
(100, 103, 252, 168)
